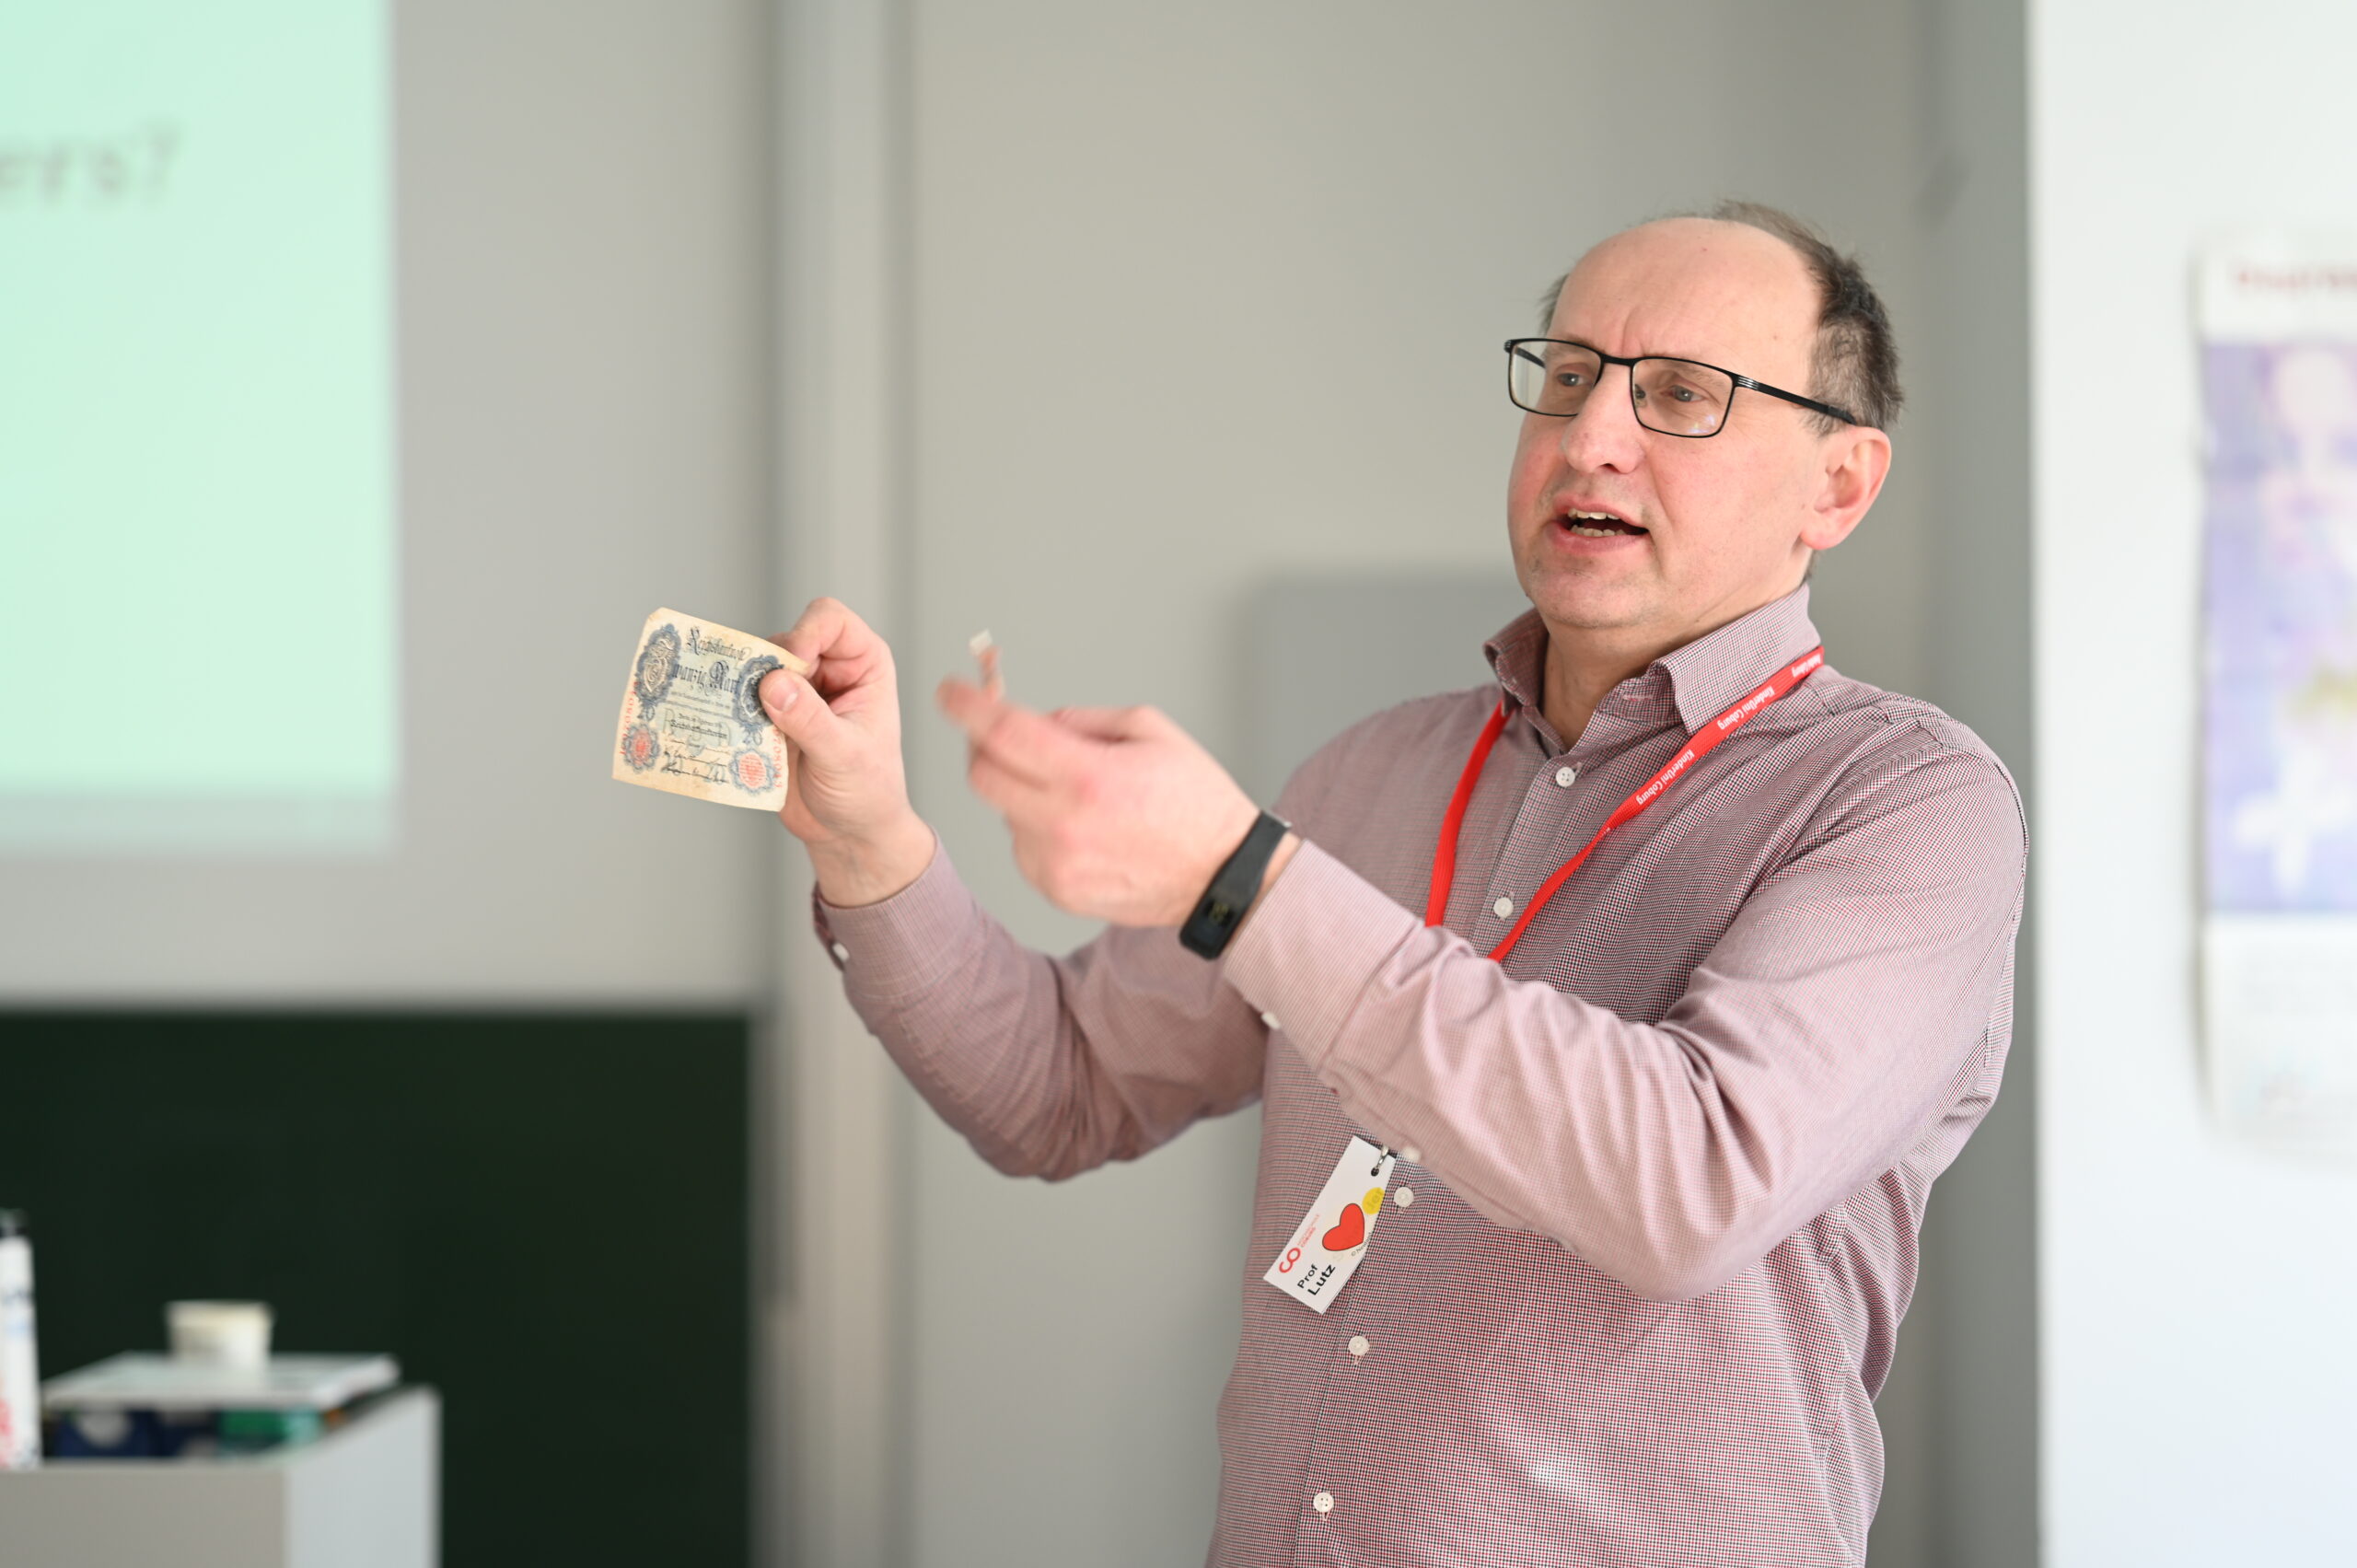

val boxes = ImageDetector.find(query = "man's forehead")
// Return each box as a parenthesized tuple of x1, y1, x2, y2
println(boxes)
(1548, 218, 1817, 372)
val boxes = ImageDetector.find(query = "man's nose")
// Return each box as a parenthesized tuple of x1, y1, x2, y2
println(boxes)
(1556, 364, 1645, 471)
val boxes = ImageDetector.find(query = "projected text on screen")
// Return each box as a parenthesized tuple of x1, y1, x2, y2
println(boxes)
(0, 0, 394, 854)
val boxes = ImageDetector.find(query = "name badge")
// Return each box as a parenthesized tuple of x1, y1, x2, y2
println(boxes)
(1262, 1136, 1394, 1314)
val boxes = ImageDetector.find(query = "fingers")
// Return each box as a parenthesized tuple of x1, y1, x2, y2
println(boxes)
(1048, 704, 1158, 741)
(937, 679, 1099, 788)
(965, 745, 1051, 818)
(772, 598, 893, 695)
(754, 637, 816, 677)
(758, 668, 849, 760)
(934, 676, 995, 734)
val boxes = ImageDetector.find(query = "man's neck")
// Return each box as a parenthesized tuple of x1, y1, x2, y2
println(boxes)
(1539, 627, 1680, 745)
(1538, 586, 1795, 744)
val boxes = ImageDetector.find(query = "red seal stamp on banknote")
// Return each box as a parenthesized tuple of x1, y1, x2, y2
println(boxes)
(731, 749, 775, 794)
(621, 723, 661, 772)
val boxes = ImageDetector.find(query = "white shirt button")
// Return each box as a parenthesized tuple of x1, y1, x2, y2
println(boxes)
(1492, 896, 1514, 920)
(1400, 1146, 1422, 1166)
(1260, 1011, 1281, 1030)
(1347, 1334, 1370, 1358)
(1312, 1491, 1335, 1514)
(1555, 764, 1578, 787)
(830, 942, 850, 963)
(1395, 1187, 1415, 1207)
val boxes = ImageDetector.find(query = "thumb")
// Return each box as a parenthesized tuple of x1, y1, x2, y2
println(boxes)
(761, 668, 846, 758)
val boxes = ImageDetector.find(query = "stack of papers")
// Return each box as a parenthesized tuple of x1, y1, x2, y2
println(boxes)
(43, 1353, 399, 1413)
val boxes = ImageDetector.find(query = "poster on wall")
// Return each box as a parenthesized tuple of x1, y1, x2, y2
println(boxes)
(2200, 235, 2357, 1158)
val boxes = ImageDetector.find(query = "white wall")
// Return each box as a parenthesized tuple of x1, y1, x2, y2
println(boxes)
(2033, 1, 2357, 1562)
(0, 0, 776, 1005)
(880, 4, 1947, 1563)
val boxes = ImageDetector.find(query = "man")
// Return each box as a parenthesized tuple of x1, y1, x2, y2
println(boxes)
(757, 202, 2025, 1565)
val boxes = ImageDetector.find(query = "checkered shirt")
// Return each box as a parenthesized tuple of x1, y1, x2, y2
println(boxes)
(814, 586, 2026, 1567)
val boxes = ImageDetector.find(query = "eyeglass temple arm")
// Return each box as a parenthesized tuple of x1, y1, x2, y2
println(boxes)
(1726, 373, 1861, 427)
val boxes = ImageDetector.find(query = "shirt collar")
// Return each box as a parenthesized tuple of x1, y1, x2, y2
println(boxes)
(1483, 583, 1823, 738)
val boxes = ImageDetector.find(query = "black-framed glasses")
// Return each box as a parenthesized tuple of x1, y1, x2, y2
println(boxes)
(1504, 337, 1860, 438)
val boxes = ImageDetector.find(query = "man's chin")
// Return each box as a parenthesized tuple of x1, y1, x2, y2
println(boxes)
(1516, 566, 1658, 635)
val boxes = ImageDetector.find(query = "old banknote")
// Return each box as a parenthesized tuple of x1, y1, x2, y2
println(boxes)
(612, 610, 810, 809)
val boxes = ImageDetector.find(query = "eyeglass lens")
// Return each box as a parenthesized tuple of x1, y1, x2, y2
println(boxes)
(1507, 341, 1733, 437)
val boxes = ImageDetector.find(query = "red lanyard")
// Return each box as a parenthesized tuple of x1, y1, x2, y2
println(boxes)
(1427, 646, 1825, 962)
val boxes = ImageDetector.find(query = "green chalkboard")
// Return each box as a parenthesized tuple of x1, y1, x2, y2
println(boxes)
(0, 1011, 749, 1568)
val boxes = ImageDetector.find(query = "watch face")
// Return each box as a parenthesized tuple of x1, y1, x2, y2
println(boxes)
(1180, 811, 1286, 958)
(1178, 910, 1229, 959)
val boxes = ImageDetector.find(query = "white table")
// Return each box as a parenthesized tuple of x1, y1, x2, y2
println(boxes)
(0, 1386, 436, 1568)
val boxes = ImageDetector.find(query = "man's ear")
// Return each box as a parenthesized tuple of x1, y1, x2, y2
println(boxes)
(1799, 426, 1891, 552)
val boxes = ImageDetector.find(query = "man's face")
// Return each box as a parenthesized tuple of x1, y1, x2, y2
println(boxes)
(1506, 219, 1858, 649)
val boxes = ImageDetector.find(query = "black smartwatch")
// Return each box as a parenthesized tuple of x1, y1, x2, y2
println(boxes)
(1178, 810, 1291, 959)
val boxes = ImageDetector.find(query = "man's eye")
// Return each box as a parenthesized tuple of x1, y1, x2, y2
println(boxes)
(1552, 370, 1589, 389)
(1666, 385, 1701, 403)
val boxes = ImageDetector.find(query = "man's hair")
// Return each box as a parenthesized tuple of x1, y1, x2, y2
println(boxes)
(1538, 199, 1901, 435)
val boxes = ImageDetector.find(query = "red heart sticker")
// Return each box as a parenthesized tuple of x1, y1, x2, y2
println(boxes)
(1320, 1200, 1367, 1252)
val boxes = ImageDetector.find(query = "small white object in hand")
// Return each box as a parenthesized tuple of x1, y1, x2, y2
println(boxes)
(970, 629, 1003, 696)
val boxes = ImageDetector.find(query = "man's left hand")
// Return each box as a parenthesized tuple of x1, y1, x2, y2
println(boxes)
(937, 677, 1267, 927)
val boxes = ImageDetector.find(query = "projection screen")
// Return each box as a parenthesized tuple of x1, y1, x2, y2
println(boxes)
(1, 0, 395, 854)
(0, 0, 777, 1003)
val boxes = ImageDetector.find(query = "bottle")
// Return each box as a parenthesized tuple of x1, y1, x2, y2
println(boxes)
(0, 1211, 39, 1469)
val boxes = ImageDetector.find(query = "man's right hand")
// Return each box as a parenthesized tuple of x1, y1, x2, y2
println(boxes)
(759, 597, 936, 907)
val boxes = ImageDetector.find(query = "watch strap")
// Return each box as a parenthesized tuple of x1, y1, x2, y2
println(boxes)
(1178, 810, 1291, 958)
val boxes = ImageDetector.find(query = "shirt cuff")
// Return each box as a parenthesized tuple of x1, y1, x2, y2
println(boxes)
(1220, 840, 1422, 1066)
(810, 836, 977, 1005)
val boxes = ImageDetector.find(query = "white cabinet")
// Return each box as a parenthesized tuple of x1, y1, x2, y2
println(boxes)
(0, 1388, 435, 1568)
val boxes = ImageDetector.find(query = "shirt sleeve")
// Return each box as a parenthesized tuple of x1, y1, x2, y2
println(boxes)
(812, 838, 1268, 1181)
(1220, 739, 2026, 1303)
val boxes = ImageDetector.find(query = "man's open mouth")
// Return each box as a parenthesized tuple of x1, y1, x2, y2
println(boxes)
(1560, 508, 1647, 538)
